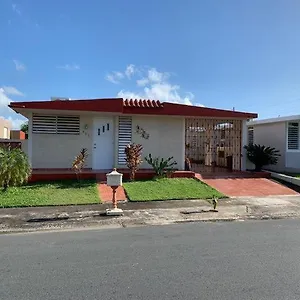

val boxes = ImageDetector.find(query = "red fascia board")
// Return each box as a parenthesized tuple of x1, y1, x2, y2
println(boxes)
(9, 98, 124, 113)
(163, 103, 257, 119)
(124, 102, 257, 119)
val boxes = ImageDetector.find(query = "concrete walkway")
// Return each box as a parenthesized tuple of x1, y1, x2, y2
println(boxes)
(1, 196, 300, 233)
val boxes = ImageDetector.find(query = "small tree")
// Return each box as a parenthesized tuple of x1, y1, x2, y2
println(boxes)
(244, 144, 280, 172)
(144, 154, 177, 177)
(124, 143, 143, 181)
(0, 145, 31, 191)
(20, 122, 28, 134)
(72, 148, 88, 182)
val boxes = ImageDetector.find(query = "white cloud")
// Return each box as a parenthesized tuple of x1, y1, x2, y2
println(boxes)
(0, 87, 27, 129)
(125, 64, 135, 78)
(1, 86, 24, 96)
(12, 3, 21, 15)
(57, 63, 80, 71)
(13, 59, 26, 71)
(136, 78, 149, 86)
(105, 71, 124, 84)
(147, 68, 169, 83)
(7, 116, 26, 129)
(114, 66, 202, 106)
(118, 83, 194, 105)
(0, 88, 11, 107)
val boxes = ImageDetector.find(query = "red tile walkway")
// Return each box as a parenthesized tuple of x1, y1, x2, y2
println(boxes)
(195, 174, 298, 197)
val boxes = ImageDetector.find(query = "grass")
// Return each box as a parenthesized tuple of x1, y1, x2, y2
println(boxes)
(0, 180, 100, 208)
(285, 173, 300, 178)
(123, 178, 225, 202)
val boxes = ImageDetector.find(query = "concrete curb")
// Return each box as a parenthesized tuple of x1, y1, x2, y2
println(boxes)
(2, 196, 300, 234)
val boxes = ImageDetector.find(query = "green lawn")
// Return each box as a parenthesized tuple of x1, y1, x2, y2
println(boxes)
(123, 178, 225, 201)
(285, 173, 300, 178)
(0, 180, 100, 208)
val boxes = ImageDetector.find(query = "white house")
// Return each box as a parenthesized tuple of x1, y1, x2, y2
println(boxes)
(9, 97, 257, 175)
(247, 115, 300, 172)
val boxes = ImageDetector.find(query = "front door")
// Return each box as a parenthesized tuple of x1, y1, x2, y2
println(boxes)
(93, 117, 114, 169)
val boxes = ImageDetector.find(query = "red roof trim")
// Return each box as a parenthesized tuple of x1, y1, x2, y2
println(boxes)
(123, 99, 163, 108)
(9, 98, 257, 119)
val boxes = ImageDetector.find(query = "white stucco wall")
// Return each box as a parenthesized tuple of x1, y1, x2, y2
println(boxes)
(285, 152, 300, 170)
(31, 115, 93, 169)
(131, 116, 185, 170)
(251, 121, 286, 172)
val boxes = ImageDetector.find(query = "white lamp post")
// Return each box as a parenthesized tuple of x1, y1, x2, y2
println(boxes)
(106, 168, 123, 216)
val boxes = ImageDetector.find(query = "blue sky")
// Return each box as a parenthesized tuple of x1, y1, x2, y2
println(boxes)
(1, 0, 300, 128)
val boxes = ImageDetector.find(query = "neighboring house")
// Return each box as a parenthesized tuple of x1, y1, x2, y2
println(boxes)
(247, 115, 300, 172)
(10, 130, 26, 140)
(9, 98, 257, 172)
(0, 117, 12, 139)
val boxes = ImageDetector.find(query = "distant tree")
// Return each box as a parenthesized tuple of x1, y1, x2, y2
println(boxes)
(20, 122, 28, 134)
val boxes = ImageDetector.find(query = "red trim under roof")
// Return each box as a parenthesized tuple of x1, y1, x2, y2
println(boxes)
(9, 98, 257, 119)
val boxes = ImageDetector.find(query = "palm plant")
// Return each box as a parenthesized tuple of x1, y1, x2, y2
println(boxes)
(124, 143, 143, 181)
(72, 148, 88, 182)
(144, 154, 177, 177)
(244, 144, 280, 172)
(0, 145, 31, 191)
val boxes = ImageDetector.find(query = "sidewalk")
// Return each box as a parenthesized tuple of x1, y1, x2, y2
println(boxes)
(1, 196, 300, 233)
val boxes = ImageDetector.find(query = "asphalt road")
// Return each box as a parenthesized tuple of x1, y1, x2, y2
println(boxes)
(1, 220, 300, 300)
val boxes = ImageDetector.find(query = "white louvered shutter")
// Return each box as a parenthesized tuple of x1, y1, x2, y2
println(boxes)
(248, 127, 254, 145)
(118, 116, 132, 165)
(32, 115, 57, 134)
(57, 115, 80, 135)
(288, 122, 299, 150)
(32, 114, 80, 135)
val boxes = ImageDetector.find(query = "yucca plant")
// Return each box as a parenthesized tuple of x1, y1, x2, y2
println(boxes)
(72, 148, 88, 182)
(0, 146, 31, 191)
(124, 143, 143, 181)
(144, 154, 177, 177)
(244, 144, 280, 172)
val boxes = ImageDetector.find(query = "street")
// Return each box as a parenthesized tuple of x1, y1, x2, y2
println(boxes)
(1, 220, 300, 300)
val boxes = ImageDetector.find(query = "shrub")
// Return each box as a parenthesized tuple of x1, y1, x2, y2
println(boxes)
(125, 143, 143, 181)
(72, 148, 88, 182)
(0, 146, 31, 191)
(244, 144, 280, 172)
(144, 154, 177, 177)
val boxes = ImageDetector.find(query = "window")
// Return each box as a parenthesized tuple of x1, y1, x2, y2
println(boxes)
(118, 116, 132, 164)
(32, 114, 80, 135)
(287, 122, 299, 150)
(248, 126, 254, 145)
(3, 127, 8, 139)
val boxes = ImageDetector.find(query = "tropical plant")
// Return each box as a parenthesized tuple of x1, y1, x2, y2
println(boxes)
(185, 157, 191, 171)
(144, 154, 177, 177)
(72, 148, 88, 182)
(124, 143, 143, 181)
(0, 145, 31, 191)
(244, 144, 280, 172)
(20, 122, 28, 134)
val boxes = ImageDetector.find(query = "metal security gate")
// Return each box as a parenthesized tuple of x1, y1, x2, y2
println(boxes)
(185, 118, 242, 172)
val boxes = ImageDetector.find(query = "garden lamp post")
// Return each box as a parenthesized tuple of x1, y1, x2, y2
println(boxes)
(106, 168, 123, 216)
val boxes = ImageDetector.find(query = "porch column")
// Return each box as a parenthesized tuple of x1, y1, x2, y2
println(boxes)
(181, 118, 186, 171)
(28, 112, 33, 167)
(241, 119, 248, 171)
